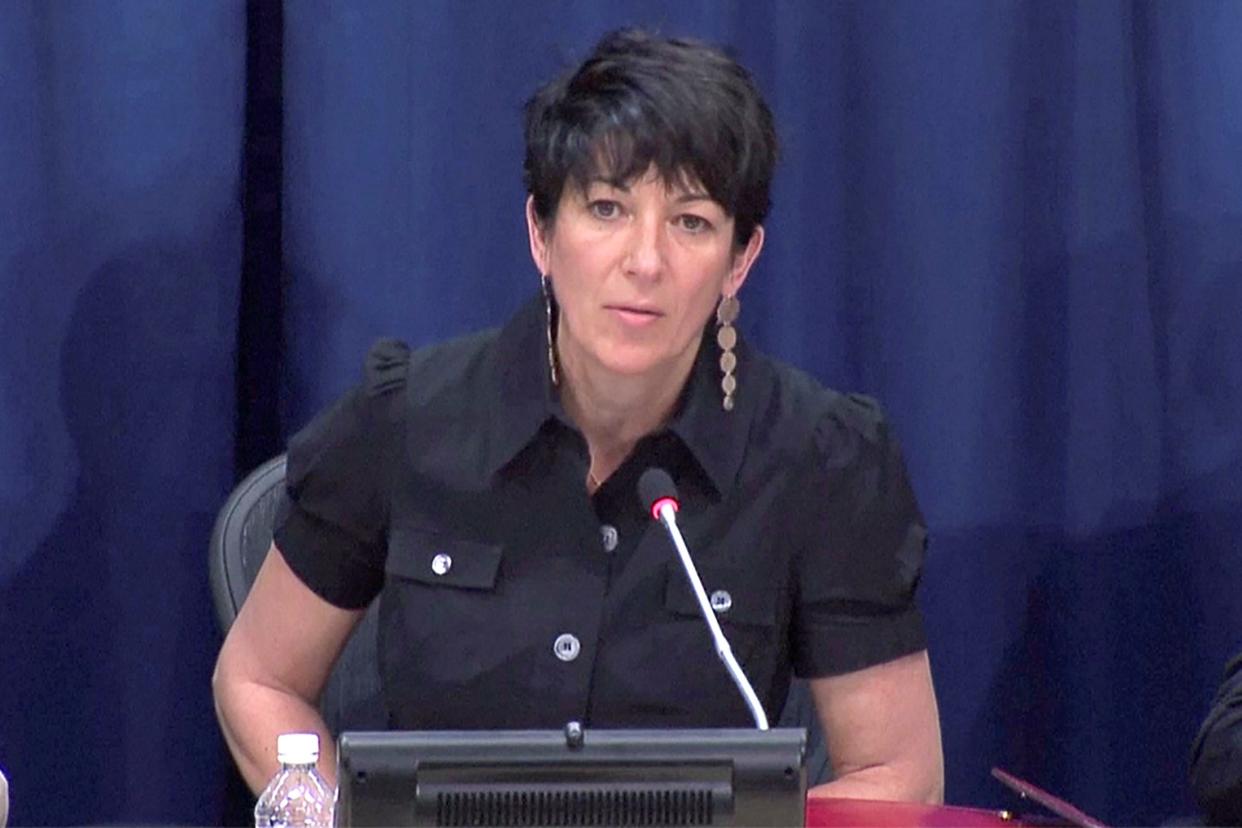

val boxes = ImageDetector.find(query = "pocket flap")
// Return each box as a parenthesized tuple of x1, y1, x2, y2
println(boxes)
(664, 565, 776, 626)
(385, 526, 502, 590)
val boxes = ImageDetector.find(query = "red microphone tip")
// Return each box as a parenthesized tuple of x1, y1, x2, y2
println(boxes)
(649, 496, 679, 521)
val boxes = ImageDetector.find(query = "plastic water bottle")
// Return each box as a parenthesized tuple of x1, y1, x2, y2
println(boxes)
(254, 732, 334, 827)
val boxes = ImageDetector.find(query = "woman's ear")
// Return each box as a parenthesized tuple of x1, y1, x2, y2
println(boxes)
(526, 196, 551, 276)
(726, 224, 765, 295)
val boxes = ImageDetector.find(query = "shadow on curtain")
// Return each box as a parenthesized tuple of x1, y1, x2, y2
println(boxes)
(0, 2, 244, 824)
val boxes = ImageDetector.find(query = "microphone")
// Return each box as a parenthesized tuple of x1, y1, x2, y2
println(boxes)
(637, 468, 769, 730)
(638, 467, 679, 520)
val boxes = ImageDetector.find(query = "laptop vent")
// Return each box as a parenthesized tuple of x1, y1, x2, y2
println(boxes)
(435, 787, 715, 826)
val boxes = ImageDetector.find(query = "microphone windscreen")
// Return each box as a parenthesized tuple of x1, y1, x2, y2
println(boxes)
(638, 467, 678, 511)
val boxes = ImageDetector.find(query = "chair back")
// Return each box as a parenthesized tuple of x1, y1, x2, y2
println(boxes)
(209, 455, 386, 733)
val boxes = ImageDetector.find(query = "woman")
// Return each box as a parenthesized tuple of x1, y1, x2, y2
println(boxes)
(213, 28, 943, 803)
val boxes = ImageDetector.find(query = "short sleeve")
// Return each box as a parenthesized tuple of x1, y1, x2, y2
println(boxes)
(791, 392, 928, 678)
(273, 339, 409, 609)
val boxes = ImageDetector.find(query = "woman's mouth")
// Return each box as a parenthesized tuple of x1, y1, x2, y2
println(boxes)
(606, 305, 663, 327)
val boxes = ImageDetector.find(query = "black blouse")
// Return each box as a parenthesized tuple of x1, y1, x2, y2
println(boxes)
(274, 294, 928, 730)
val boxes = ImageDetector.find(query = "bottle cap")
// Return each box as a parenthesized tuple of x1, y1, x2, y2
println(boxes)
(276, 732, 320, 764)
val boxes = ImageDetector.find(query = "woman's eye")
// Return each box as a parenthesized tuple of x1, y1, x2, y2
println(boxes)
(588, 200, 621, 220)
(677, 214, 711, 233)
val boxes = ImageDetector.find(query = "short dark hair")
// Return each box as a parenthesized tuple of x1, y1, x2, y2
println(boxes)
(523, 29, 778, 247)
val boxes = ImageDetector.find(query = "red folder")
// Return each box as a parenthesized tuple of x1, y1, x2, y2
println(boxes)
(802, 768, 1107, 827)
(806, 797, 1018, 827)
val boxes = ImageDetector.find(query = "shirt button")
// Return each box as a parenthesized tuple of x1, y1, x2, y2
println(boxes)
(553, 633, 581, 662)
(430, 553, 452, 576)
(709, 590, 732, 614)
(600, 524, 619, 553)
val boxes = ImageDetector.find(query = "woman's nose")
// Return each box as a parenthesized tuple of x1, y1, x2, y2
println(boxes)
(624, 215, 664, 279)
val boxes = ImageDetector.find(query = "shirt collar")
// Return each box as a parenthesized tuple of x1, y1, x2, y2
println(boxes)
(486, 293, 752, 498)
(487, 293, 560, 475)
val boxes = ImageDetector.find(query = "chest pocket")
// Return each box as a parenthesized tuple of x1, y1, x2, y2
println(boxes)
(378, 525, 512, 728)
(647, 564, 781, 724)
(664, 566, 778, 628)
(384, 525, 502, 589)
(664, 564, 778, 667)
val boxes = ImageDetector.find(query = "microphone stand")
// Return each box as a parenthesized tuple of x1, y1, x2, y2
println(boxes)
(652, 500, 770, 730)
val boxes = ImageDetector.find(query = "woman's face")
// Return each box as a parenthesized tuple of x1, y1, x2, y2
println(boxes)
(526, 169, 764, 383)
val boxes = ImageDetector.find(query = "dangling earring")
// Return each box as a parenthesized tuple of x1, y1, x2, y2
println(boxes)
(716, 294, 740, 411)
(542, 275, 559, 386)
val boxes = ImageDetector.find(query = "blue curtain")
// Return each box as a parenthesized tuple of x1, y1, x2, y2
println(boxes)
(1, 1, 1238, 823)
(0, 1, 244, 824)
